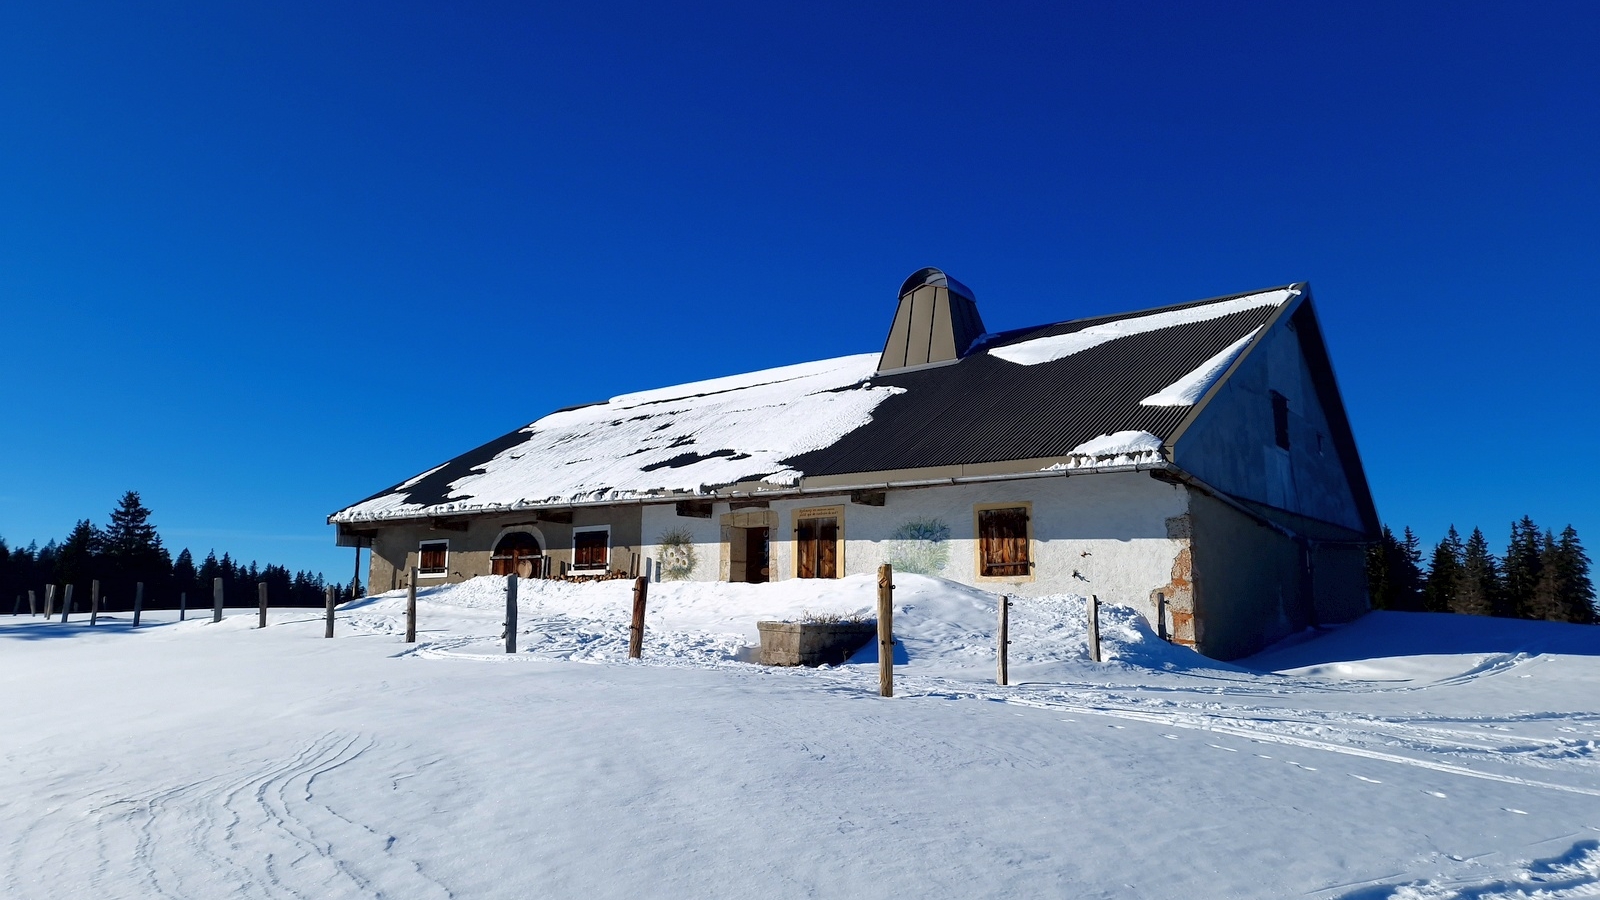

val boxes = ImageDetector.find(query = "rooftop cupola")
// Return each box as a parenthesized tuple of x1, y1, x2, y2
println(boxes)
(876, 267, 987, 375)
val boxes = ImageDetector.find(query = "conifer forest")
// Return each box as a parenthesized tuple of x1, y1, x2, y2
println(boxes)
(1366, 517, 1596, 623)
(0, 491, 357, 613)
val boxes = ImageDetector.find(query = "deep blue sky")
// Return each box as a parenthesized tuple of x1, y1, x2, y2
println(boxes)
(3, 2, 1597, 578)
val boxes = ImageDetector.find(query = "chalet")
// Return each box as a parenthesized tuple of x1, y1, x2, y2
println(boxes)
(330, 269, 1379, 660)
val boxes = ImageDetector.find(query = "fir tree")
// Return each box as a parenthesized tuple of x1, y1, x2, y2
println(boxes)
(1368, 525, 1426, 611)
(55, 519, 102, 586)
(1502, 516, 1544, 619)
(1554, 525, 1595, 624)
(101, 491, 172, 600)
(1529, 530, 1565, 622)
(1367, 526, 1396, 609)
(1453, 527, 1500, 617)
(1424, 526, 1463, 613)
(1395, 527, 1425, 610)
(173, 548, 198, 600)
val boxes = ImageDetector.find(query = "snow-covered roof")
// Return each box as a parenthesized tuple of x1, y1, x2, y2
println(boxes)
(331, 285, 1301, 524)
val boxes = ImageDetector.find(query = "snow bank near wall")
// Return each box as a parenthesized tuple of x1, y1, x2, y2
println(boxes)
(345, 573, 1221, 680)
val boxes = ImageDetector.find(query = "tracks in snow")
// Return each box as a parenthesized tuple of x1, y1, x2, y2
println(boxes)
(4, 733, 455, 900)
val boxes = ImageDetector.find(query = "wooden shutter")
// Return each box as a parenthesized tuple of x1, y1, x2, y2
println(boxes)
(574, 531, 608, 570)
(796, 520, 817, 578)
(419, 542, 448, 574)
(817, 518, 838, 578)
(979, 508, 1029, 577)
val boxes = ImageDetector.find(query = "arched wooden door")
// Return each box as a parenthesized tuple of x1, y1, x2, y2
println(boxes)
(491, 532, 543, 577)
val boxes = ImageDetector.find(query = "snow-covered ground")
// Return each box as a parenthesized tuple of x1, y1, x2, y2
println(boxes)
(2, 575, 1598, 899)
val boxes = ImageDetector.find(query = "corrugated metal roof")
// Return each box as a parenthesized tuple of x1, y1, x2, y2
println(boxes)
(788, 289, 1284, 475)
(330, 284, 1302, 523)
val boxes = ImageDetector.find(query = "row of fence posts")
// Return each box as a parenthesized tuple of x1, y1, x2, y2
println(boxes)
(10, 580, 151, 625)
(994, 591, 1104, 686)
(11, 577, 340, 634)
(11, 564, 1122, 691)
(394, 568, 655, 659)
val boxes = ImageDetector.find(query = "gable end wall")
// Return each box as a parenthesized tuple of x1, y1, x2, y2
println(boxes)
(1173, 315, 1364, 533)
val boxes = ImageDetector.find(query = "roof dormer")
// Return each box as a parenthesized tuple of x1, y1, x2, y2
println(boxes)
(876, 267, 987, 375)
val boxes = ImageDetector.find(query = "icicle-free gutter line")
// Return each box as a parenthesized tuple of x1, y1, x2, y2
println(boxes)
(329, 461, 1185, 525)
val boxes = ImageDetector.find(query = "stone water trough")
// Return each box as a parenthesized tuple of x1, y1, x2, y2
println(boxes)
(756, 621, 877, 667)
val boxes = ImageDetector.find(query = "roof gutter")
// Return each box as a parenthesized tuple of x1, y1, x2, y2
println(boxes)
(329, 459, 1173, 528)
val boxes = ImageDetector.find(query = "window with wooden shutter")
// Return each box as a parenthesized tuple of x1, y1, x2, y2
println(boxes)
(418, 540, 449, 576)
(573, 529, 609, 570)
(977, 506, 1030, 578)
(794, 507, 843, 579)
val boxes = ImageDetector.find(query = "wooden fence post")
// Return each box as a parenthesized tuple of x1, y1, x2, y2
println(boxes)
(90, 580, 101, 626)
(134, 583, 145, 627)
(257, 582, 268, 628)
(997, 594, 1010, 686)
(28, 590, 37, 616)
(180, 592, 187, 622)
(628, 576, 647, 659)
(60, 584, 74, 623)
(43, 585, 55, 619)
(1087, 594, 1102, 663)
(324, 586, 336, 638)
(405, 568, 417, 643)
(505, 575, 518, 654)
(878, 564, 894, 697)
(11, 594, 20, 615)
(212, 577, 224, 623)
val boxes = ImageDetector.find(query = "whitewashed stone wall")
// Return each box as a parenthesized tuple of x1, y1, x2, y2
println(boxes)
(641, 471, 1191, 627)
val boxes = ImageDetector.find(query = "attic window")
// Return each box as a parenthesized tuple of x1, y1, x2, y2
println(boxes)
(573, 526, 610, 571)
(418, 540, 449, 578)
(1270, 391, 1290, 450)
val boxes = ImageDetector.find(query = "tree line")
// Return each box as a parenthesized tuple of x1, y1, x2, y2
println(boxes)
(1367, 517, 1595, 623)
(0, 491, 357, 612)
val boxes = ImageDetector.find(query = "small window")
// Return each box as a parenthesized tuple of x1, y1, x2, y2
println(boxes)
(418, 540, 449, 577)
(978, 507, 1030, 577)
(1270, 391, 1290, 450)
(573, 527, 609, 571)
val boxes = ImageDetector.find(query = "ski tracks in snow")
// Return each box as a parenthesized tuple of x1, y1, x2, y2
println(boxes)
(1329, 839, 1600, 899)
(5, 733, 454, 900)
